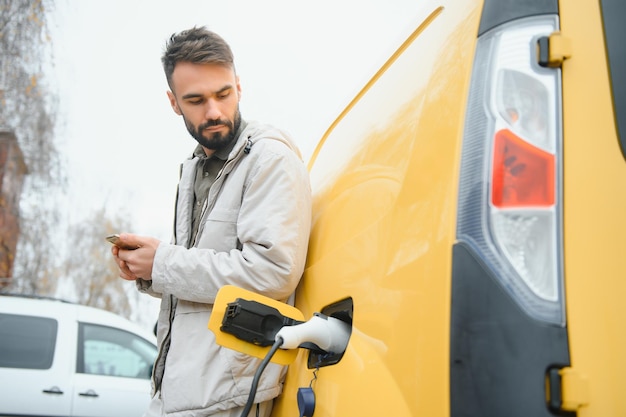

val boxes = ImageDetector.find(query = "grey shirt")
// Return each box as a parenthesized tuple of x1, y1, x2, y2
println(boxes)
(191, 122, 246, 237)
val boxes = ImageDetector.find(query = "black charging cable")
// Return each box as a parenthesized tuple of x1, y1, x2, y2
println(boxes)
(239, 336, 285, 417)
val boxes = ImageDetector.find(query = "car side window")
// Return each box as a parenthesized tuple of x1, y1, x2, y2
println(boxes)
(0, 313, 57, 369)
(77, 323, 156, 380)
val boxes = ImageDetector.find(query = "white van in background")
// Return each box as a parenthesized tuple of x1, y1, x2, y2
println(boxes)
(0, 295, 157, 417)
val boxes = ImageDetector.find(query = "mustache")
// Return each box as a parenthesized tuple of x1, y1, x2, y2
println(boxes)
(199, 119, 232, 130)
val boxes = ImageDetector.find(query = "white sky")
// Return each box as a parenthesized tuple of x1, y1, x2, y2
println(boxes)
(50, 0, 423, 241)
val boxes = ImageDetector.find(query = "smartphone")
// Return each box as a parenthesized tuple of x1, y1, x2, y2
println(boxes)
(106, 234, 139, 250)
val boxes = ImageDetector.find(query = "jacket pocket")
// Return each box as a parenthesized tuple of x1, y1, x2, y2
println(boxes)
(161, 309, 236, 413)
(198, 208, 238, 251)
(219, 346, 285, 399)
(175, 300, 211, 315)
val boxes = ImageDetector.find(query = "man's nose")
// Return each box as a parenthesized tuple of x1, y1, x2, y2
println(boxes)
(204, 99, 222, 120)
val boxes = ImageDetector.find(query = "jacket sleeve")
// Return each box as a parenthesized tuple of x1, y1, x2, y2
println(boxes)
(150, 141, 312, 303)
(135, 278, 162, 298)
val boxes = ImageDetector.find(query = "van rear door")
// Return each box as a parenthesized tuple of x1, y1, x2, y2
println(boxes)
(558, 0, 626, 415)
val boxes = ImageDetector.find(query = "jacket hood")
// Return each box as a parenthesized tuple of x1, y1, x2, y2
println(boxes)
(238, 120, 303, 161)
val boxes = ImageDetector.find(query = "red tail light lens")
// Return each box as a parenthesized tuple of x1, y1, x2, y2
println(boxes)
(492, 129, 556, 208)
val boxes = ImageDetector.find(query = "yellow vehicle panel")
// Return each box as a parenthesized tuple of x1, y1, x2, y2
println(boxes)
(274, 2, 481, 416)
(267, 0, 626, 416)
(561, 1, 626, 415)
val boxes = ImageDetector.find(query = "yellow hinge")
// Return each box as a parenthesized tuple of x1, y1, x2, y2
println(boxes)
(560, 367, 589, 411)
(547, 31, 572, 67)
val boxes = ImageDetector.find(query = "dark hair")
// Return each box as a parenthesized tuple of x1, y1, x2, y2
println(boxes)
(161, 26, 235, 89)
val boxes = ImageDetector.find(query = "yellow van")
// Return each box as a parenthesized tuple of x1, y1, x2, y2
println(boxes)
(212, 0, 625, 415)
(269, 0, 626, 416)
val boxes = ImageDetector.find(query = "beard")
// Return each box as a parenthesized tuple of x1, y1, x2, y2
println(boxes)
(184, 107, 242, 151)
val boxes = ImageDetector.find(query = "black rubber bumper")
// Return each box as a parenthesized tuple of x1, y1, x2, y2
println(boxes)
(450, 242, 571, 417)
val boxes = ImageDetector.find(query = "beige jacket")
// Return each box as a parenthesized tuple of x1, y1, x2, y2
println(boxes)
(138, 120, 312, 416)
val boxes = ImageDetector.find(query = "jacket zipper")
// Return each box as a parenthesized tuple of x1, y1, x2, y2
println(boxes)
(152, 294, 175, 394)
(193, 137, 251, 246)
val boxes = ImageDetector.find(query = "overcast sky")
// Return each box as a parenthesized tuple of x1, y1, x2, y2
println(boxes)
(49, 0, 424, 241)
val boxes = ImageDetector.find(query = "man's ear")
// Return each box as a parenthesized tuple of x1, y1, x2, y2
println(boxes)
(236, 76, 242, 101)
(167, 90, 182, 115)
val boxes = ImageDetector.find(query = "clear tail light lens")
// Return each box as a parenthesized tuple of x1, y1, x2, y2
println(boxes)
(457, 16, 564, 324)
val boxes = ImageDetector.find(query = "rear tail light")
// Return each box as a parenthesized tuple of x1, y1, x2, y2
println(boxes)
(456, 16, 564, 324)
(491, 129, 556, 208)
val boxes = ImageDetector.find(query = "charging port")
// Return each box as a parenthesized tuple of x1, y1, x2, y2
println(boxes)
(307, 297, 353, 368)
(220, 298, 303, 346)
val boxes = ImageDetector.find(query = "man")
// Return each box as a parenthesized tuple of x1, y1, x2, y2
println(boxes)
(111, 26, 312, 417)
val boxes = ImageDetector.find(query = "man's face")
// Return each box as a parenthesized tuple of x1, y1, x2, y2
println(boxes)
(167, 62, 242, 153)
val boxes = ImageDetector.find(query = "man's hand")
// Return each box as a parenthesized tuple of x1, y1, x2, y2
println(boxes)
(111, 233, 160, 281)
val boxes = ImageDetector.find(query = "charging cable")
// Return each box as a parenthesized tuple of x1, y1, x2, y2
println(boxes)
(240, 336, 284, 417)
(238, 313, 351, 417)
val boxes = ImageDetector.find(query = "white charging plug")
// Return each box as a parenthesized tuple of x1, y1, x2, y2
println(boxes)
(275, 313, 351, 353)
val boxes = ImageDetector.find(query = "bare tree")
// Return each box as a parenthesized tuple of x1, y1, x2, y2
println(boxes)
(0, 0, 60, 179)
(60, 206, 140, 319)
(0, 2, 153, 325)
(0, 0, 65, 294)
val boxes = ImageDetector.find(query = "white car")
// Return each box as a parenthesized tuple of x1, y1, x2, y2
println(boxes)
(0, 294, 157, 417)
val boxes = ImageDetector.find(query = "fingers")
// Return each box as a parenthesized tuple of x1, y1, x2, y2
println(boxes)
(117, 257, 137, 280)
(110, 233, 159, 281)
(115, 233, 161, 251)
(111, 243, 137, 281)
(119, 271, 137, 281)
(115, 233, 141, 250)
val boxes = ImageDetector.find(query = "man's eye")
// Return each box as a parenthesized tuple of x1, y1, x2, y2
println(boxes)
(218, 91, 231, 99)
